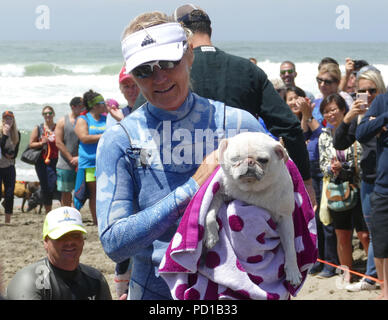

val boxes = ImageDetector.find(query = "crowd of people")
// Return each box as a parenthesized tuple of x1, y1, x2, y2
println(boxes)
(1, 4, 388, 300)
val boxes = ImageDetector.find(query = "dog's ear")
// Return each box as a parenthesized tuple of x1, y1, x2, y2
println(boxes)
(218, 138, 228, 165)
(274, 143, 289, 163)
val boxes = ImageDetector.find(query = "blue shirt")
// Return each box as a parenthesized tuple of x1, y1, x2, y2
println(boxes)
(96, 92, 266, 299)
(78, 113, 106, 169)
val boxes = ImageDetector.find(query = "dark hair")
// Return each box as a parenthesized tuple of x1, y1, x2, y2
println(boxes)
(319, 93, 347, 115)
(353, 59, 369, 71)
(318, 57, 339, 70)
(286, 86, 306, 99)
(83, 90, 102, 111)
(184, 10, 212, 37)
(281, 60, 296, 70)
(70, 97, 82, 107)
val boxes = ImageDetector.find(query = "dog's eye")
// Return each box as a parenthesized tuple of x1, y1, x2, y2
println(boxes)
(257, 157, 268, 164)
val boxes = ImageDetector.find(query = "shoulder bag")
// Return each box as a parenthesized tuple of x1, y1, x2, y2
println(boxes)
(20, 124, 45, 165)
(326, 143, 358, 212)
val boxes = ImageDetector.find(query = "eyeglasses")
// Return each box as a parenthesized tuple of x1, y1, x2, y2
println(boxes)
(322, 107, 340, 115)
(357, 88, 377, 95)
(316, 77, 336, 85)
(132, 60, 181, 79)
(42, 111, 53, 116)
(280, 69, 295, 75)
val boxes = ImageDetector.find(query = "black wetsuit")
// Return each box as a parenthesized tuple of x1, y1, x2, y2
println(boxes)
(6, 258, 112, 300)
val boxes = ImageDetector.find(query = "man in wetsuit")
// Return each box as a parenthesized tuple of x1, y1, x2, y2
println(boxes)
(6, 206, 112, 300)
(173, 4, 316, 208)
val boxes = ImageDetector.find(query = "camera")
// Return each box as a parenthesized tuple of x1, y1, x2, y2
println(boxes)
(353, 59, 368, 71)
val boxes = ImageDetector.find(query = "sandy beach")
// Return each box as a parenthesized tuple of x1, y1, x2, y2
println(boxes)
(0, 202, 381, 300)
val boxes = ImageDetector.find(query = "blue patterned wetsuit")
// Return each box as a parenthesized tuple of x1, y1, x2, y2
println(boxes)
(96, 92, 265, 299)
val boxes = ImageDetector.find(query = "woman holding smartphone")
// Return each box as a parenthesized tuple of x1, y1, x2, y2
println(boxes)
(333, 67, 386, 291)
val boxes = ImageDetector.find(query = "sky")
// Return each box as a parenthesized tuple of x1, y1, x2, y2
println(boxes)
(0, 0, 386, 42)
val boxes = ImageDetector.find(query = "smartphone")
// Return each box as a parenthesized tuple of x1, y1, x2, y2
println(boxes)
(356, 92, 368, 109)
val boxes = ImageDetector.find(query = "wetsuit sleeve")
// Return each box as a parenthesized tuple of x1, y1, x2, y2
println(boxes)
(96, 127, 199, 263)
(6, 264, 44, 300)
(255, 70, 311, 180)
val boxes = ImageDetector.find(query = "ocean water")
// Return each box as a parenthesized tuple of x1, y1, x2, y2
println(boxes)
(1, 41, 388, 181)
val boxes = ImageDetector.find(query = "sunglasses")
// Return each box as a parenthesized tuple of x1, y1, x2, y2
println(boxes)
(42, 111, 53, 116)
(357, 88, 377, 95)
(316, 77, 336, 85)
(132, 60, 181, 79)
(280, 69, 295, 75)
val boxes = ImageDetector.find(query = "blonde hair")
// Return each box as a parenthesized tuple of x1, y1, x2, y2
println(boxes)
(318, 63, 341, 83)
(121, 11, 192, 40)
(357, 69, 387, 94)
(0, 118, 19, 145)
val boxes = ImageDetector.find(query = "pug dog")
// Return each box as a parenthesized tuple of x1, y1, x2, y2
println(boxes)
(204, 132, 302, 286)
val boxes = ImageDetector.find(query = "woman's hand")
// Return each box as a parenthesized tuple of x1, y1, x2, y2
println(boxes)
(330, 157, 342, 176)
(343, 100, 367, 124)
(2, 123, 11, 136)
(192, 150, 219, 186)
(107, 104, 124, 122)
(298, 97, 313, 119)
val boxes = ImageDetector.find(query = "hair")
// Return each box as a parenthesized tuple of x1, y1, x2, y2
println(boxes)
(42, 105, 55, 115)
(183, 10, 212, 37)
(122, 12, 172, 39)
(286, 86, 306, 98)
(281, 60, 296, 70)
(357, 69, 387, 94)
(318, 63, 341, 83)
(82, 90, 102, 111)
(319, 93, 347, 115)
(0, 115, 19, 145)
(121, 11, 192, 46)
(318, 57, 339, 70)
(70, 97, 82, 107)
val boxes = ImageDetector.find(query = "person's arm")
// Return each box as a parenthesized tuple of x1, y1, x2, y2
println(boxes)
(333, 120, 356, 150)
(74, 116, 101, 144)
(257, 72, 311, 181)
(96, 129, 200, 263)
(29, 125, 46, 149)
(356, 95, 388, 143)
(319, 132, 335, 178)
(255, 70, 316, 208)
(339, 58, 354, 92)
(6, 264, 44, 300)
(55, 117, 78, 167)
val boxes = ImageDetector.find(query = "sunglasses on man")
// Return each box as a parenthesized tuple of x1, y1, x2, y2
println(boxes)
(280, 69, 295, 75)
(132, 60, 181, 79)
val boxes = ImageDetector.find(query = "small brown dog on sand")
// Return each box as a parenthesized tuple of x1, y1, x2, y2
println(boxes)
(1, 181, 40, 212)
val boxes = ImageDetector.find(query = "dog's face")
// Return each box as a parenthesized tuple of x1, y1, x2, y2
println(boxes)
(27, 189, 42, 211)
(219, 132, 288, 192)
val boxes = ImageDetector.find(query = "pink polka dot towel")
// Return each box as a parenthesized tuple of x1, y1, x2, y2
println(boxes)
(159, 161, 317, 300)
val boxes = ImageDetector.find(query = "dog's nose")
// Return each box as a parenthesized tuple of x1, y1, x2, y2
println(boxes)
(247, 157, 255, 167)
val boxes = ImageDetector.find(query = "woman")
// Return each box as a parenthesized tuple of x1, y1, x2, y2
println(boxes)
(106, 66, 140, 129)
(286, 87, 340, 278)
(0, 111, 21, 224)
(318, 93, 369, 283)
(96, 12, 266, 300)
(333, 67, 386, 291)
(312, 63, 353, 125)
(29, 106, 58, 213)
(357, 90, 388, 299)
(75, 89, 106, 225)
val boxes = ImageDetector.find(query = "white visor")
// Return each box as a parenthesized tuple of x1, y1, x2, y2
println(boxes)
(121, 22, 187, 74)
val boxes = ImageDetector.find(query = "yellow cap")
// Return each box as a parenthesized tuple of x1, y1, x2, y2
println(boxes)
(42, 207, 87, 240)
